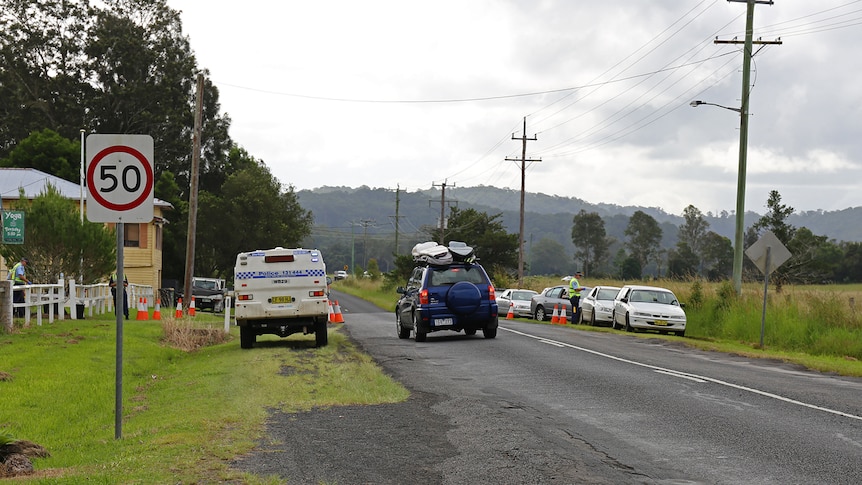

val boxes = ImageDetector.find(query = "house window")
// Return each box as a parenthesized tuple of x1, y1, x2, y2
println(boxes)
(124, 224, 140, 247)
(155, 223, 163, 250)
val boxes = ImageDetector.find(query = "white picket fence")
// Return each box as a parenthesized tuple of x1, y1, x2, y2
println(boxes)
(8, 278, 154, 326)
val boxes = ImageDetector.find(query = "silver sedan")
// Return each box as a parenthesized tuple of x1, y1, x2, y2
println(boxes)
(497, 289, 538, 318)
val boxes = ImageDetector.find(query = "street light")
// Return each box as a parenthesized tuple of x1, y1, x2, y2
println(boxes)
(690, 99, 748, 295)
(689, 100, 741, 113)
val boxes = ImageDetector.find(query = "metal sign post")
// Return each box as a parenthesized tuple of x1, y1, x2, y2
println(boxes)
(745, 231, 791, 348)
(86, 134, 154, 440)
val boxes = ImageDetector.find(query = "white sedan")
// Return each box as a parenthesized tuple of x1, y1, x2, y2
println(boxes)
(612, 285, 686, 336)
(580, 285, 621, 326)
(497, 288, 538, 318)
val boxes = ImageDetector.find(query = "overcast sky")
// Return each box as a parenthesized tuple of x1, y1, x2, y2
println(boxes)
(167, 0, 862, 216)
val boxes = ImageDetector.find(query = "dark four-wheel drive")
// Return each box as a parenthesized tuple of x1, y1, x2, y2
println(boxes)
(395, 257, 498, 342)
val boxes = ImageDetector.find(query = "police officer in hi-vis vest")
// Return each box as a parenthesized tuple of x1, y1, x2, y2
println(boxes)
(569, 271, 584, 323)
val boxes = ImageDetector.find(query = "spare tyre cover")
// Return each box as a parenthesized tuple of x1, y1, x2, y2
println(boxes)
(446, 281, 482, 315)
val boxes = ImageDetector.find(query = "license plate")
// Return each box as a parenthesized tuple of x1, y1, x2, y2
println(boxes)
(433, 317, 453, 326)
(271, 296, 293, 304)
(654, 319, 668, 326)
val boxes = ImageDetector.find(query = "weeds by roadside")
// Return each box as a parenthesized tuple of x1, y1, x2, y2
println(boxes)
(161, 316, 230, 351)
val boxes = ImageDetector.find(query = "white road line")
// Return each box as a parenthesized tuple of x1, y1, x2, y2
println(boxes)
(539, 339, 567, 347)
(501, 326, 862, 422)
(654, 369, 707, 383)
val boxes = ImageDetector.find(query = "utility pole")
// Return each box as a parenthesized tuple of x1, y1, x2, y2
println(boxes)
(183, 73, 204, 313)
(431, 180, 455, 244)
(350, 222, 355, 273)
(390, 185, 404, 255)
(360, 218, 375, 270)
(506, 117, 540, 288)
(716, 0, 781, 295)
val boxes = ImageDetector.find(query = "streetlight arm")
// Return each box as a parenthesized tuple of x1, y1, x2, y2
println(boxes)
(690, 100, 742, 114)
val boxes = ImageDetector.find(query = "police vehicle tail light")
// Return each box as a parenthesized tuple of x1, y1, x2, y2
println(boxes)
(237, 294, 253, 301)
(419, 289, 430, 305)
(309, 290, 325, 297)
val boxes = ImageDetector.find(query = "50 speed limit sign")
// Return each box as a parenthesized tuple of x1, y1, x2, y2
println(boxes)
(86, 134, 154, 223)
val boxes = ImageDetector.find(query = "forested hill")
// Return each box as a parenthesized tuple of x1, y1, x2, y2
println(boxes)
(297, 185, 862, 248)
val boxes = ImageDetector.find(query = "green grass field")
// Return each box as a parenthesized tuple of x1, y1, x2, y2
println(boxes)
(0, 312, 407, 482)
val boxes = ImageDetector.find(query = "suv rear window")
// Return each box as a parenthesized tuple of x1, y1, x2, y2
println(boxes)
(429, 266, 488, 286)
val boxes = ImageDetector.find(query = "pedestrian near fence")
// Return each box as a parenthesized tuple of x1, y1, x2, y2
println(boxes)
(9, 257, 30, 318)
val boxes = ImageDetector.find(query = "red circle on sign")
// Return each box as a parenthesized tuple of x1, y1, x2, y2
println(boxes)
(87, 145, 154, 211)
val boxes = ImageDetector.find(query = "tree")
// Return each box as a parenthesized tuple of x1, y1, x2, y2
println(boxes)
(1, 0, 239, 279)
(835, 242, 862, 283)
(752, 190, 796, 243)
(571, 210, 609, 277)
(0, 185, 115, 284)
(0, 129, 81, 182)
(0, 0, 93, 156)
(620, 256, 642, 280)
(700, 231, 733, 281)
(667, 242, 698, 280)
(624, 210, 662, 272)
(677, 204, 709, 274)
(387, 253, 416, 287)
(529, 237, 570, 276)
(195, 161, 313, 279)
(428, 207, 518, 278)
(782, 228, 842, 284)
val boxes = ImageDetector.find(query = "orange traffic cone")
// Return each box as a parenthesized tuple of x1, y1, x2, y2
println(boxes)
(152, 298, 161, 320)
(175, 297, 183, 318)
(550, 304, 560, 323)
(189, 296, 196, 317)
(136, 298, 146, 320)
(332, 300, 344, 323)
(142, 297, 150, 320)
(559, 306, 568, 325)
(328, 300, 336, 323)
(506, 302, 515, 320)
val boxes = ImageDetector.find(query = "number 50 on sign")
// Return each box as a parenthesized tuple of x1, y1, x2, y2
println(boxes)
(86, 134, 154, 223)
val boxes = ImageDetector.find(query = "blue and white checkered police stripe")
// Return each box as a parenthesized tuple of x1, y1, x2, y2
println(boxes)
(236, 269, 326, 280)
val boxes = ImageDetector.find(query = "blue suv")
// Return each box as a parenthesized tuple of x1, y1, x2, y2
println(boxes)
(395, 261, 499, 342)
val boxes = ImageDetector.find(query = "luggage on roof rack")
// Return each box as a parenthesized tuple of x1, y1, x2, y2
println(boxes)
(411, 242, 453, 266)
(448, 241, 476, 263)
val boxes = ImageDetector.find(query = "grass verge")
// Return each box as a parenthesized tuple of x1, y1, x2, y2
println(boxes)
(0, 311, 408, 483)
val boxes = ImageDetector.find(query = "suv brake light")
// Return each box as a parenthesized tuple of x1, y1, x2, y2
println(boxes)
(419, 289, 429, 305)
(488, 285, 496, 301)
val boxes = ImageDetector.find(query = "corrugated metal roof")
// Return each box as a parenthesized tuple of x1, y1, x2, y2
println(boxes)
(0, 168, 172, 208)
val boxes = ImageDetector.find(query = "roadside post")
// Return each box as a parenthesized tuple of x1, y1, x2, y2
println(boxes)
(86, 134, 154, 440)
(745, 230, 792, 348)
(223, 296, 232, 334)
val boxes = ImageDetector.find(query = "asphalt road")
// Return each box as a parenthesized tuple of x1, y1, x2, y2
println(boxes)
(233, 291, 862, 484)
